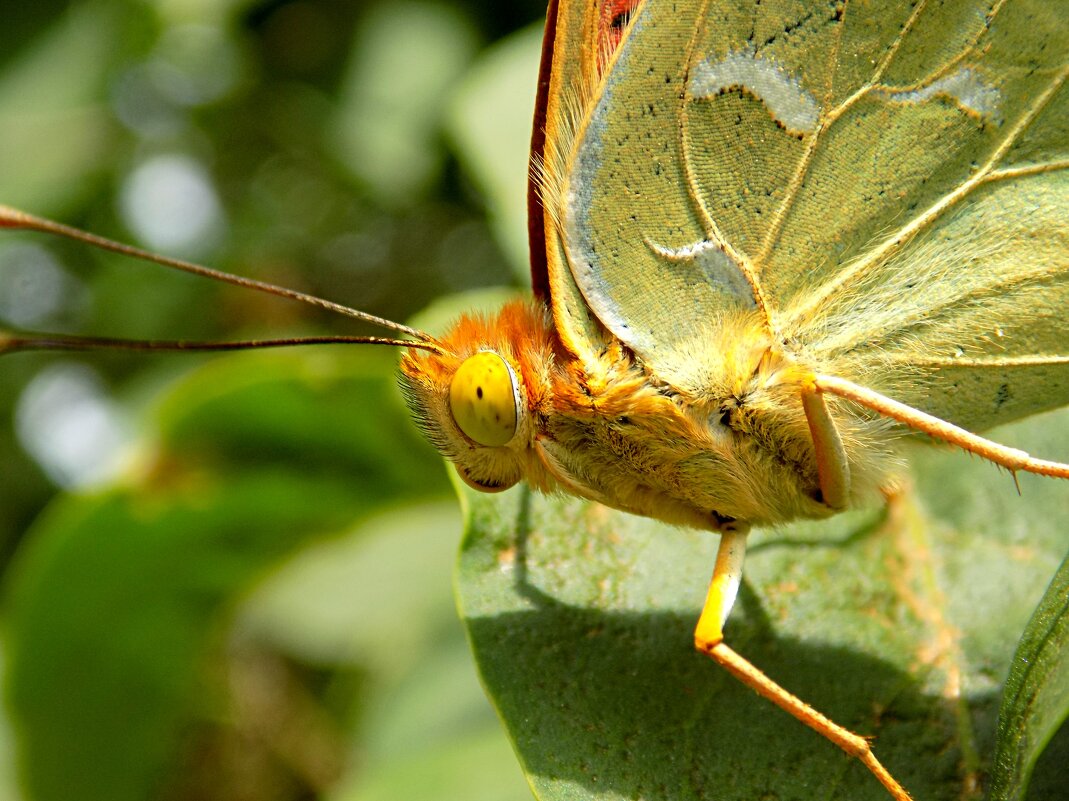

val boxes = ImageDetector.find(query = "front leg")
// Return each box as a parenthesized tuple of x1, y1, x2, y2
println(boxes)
(801, 378, 851, 510)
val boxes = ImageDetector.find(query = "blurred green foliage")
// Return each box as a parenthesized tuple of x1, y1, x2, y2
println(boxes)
(0, 1, 543, 799)
(0, 0, 544, 543)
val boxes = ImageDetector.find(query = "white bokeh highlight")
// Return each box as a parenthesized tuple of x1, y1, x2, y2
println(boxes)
(15, 363, 133, 489)
(119, 154, 225, 257)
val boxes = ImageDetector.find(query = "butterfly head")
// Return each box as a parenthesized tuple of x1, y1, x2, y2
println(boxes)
(399, 300, 557, 494)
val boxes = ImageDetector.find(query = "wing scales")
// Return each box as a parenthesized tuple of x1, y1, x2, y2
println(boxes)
(554, 0, 1069, 423)
(760, 1, 1066, 306)
(801, 165, 1069, 430)
(558, 1, 741, 365)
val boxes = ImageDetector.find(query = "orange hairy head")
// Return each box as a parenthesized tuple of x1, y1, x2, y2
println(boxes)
(399, 300, 560, 493)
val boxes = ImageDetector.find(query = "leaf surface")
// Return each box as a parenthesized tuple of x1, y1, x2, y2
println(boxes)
(988, 551, 1069, 801)
(457, 409, 1069, 800)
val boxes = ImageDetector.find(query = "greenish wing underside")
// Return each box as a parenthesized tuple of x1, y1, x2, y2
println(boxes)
(562, 0, 1069, 432)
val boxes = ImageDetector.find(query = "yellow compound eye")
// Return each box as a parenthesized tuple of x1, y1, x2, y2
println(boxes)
(449, 351, 519, 447)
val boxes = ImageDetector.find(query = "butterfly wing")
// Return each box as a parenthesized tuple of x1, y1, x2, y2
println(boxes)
(549, 0, 1069, 430)
(537, 0, 647, 363)
(528, 0, 560, 302)
(771, 0, 1069, 432)
(531, 0, 642, 303)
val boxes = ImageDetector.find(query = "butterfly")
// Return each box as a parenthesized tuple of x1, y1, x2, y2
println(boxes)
(400, 0, 1069, 794)
(3, 0, 1068, 799)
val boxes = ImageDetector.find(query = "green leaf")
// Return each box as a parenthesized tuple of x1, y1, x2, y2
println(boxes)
(988, 552, 1069, 801)
(4, 348, 450, 801)
(447, 22, 543, 280)
(0, 2, 120, 213)
(330, 1, 480, 206)
(457, 409, 1069, 801)
(335, 725, 531, 801)
(242, 501, 532, 801)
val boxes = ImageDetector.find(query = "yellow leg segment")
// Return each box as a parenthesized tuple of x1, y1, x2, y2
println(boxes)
(800, 379, 851, 510)
(695, 529, 912, 801)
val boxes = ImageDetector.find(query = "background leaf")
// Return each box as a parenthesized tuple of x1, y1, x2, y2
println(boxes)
(5, 346, 531, 801)
(447, 23, 543, 278)
(5, 349, 434, 801)
(988, 552, 1069, 801)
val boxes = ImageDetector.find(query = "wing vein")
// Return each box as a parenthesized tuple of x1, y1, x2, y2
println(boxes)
(756, 0, 931, 265)
(880, 354, 1069, 369)
(680, 0, 771, 318)
(986, 158, 1069, 183)
(787, 60, 1069, 326)
(812, 255, 1069, 356)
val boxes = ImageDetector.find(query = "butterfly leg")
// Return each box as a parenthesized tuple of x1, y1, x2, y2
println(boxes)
(801, 381, 851, 509)
(694, 526, 912, 801)
(814, 374, 1069, 480)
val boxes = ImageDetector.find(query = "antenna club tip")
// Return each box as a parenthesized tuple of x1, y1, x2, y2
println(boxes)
(0, 205, 43, 231)
(0, 205, 52, 232)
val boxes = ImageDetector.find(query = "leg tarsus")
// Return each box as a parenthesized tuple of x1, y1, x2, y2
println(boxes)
(701, 641, 913, 801)
(695, 519, 912, 799)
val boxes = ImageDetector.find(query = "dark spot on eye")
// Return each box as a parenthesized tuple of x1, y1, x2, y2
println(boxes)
(719, 409, 732, 426)
(476, 386, 483, 399)
(810, 488, 825, 504)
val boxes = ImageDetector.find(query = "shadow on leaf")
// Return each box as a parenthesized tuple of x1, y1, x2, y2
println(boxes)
(458, 485, 1008, 801)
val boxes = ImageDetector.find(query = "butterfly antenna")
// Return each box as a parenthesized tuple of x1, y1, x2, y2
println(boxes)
(0, 204, 444, 353)
(0, 330, 443, 356)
